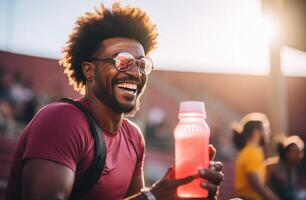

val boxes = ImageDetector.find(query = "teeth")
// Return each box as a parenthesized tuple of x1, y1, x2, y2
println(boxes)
(117, 83, 137, 90)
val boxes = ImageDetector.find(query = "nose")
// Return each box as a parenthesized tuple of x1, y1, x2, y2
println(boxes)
(126, 61, 142, 77)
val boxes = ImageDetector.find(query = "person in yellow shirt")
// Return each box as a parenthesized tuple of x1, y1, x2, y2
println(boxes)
(232, 113, 279, 200)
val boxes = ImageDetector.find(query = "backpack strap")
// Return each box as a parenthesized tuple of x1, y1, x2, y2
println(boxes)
(60, 98, 106, 200)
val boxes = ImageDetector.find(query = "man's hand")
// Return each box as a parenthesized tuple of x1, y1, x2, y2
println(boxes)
(149, 145, 224, 200)
(199, 161, 224, 200)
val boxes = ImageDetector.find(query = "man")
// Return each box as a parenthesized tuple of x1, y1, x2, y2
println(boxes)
(266, 135, 304, 200)
(232, 113, 279, 200)
(6, 3, 223, 200)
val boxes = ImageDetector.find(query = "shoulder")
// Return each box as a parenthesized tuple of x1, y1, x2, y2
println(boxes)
(121, 118, 145, 147)
(243, 145, 263, 154)
(123, 119, 142, 135)
(265, 156, 279, 180)
(26, 101, 91, 145)
(31, 102, 87, 128)
(265, 156, 279, 169)
(37, 102, 84, 119)
(239, 145, 264, 162)
(23, 102, 92, 172)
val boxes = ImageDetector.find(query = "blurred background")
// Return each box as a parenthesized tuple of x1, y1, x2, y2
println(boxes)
(0, 0, 305, 199)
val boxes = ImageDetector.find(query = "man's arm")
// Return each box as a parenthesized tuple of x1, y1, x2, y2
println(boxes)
(247, 172, 279, 200)
(124, 175, 147, 200)
(126, 175, 145, 197)
(124, 145, 223, 200)
(22, 159, 75, 200)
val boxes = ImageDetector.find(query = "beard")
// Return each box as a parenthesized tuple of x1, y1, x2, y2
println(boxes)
(93, 73, 146, 116)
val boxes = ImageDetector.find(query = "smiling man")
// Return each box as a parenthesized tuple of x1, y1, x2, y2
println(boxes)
(6, 3, 223, 200)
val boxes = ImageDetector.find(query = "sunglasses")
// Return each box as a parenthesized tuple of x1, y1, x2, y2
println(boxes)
(90, 52, 154, 75)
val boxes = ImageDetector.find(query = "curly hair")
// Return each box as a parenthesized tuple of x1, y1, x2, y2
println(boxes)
(59, 3, 158, 93)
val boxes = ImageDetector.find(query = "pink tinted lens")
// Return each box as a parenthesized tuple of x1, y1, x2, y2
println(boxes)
(115, 53, 135, 71)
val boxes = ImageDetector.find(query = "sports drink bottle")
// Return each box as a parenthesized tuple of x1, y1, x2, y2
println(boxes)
(174, 101, 210, 198)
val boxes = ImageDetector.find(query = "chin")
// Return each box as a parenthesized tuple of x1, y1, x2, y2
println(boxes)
(110, 100, 135, 114)
(122, 102, 140, 117)
(114, 92, 142, 117)
(122, 103, 136, 112)
(120, 105, 135, 113)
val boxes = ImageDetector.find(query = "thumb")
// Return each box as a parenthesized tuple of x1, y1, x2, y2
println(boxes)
(163, 165, 175, 179)
(209, 144, 216, 161)
(163, 165, 195, 187)
(170, 175, 195, 187)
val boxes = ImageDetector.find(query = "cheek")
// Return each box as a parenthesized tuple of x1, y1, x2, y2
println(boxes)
(288, 152, 301, 162)
(137, 78, 147, 95)
(92, 75, 108, 96)
(94, 69, 114, 88)
(140, 75, 147, 88)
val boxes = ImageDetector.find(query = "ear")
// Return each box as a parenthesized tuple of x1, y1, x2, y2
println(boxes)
(82, 62, 94, 81)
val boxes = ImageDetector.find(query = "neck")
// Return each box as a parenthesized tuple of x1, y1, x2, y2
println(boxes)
(247, 131, 261, 146)
(247, 139, 259, 146)
(84, 92, 123, 133)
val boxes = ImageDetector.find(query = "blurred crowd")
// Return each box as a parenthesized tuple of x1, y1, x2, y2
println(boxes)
(232, 113, 305, 200)
(0, 66, 60, 137)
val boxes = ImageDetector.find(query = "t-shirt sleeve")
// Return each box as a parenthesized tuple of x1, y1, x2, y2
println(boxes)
(243, 147, 264, 173)
(23, 103, 88, 172)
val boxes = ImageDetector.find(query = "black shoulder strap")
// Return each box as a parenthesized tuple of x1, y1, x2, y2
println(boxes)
(60, 98, 106, 200)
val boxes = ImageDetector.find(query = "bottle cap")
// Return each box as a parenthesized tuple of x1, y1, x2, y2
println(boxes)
(179, 101, 206, 118)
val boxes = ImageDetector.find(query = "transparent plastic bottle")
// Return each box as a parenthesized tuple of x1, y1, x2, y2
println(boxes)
(174, 101, 210, 198)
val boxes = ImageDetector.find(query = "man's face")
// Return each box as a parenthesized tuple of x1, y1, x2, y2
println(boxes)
(91, 37, 147, 114)
(285, 144, 303, 167)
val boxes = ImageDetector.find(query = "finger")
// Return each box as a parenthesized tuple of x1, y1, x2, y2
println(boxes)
(163, 165, 175, 179)
(169, 175, 195, 187)
(201, 182, 219, 199)
(208, 145, 216, 161)
(199, 168, 224, 185)
(209, 161, 223, 172)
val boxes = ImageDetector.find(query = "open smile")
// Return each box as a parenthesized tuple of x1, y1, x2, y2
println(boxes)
(116, 82, 138, 94)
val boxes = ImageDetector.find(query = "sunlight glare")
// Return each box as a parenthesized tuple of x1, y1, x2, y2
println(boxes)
(261, 14, 279, 42)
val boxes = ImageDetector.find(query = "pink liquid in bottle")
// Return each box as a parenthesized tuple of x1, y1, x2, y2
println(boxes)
(174, 101, 210, 198)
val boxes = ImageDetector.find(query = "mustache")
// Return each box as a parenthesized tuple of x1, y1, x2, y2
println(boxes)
(112, 75, 142, 85)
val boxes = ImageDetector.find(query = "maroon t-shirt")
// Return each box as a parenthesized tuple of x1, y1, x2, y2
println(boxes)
(6, 98, 145, 200)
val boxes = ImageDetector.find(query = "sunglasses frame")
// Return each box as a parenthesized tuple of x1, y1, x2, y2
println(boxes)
(90, 52, 154, 75)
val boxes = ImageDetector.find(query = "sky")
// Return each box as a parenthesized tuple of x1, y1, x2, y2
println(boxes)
(0, 0, 306, 77)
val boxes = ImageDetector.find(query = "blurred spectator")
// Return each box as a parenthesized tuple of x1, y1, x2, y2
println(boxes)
(232, 112, 279, 200)
(0, 67, 17, 137)
(0, 67, 13, 102)
(145, 107, 173, 151)
(0, 67, 53, 137)
(10, 71, 33, 105)
(0, 100, 17, 137)
(10, 71, 36, 124)
(266, 135, 304, 200)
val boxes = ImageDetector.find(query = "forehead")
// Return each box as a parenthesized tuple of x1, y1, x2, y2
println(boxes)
(98, 37, 145, 58)
(287, 144, 300, 152)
